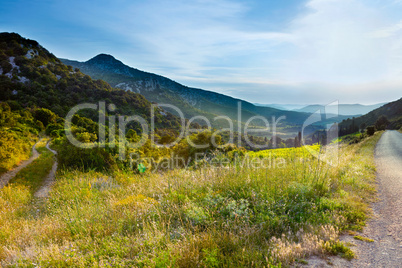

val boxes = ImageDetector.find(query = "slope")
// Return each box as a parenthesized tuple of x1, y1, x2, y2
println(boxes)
(0, 33, 182, 131)
(296, 103, 386, 116)
(339, 98, 402, 132)
(61, 54, 311, 127)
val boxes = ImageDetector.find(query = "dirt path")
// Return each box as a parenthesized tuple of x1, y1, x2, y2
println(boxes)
(34, 141, 58, 198)
(0, 139, 41, 189)
(304, 130, 402, 267)
(345, 130, 402, 267)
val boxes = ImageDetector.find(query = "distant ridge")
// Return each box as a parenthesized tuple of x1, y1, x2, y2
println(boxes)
(0, 32, 183, 130)
(295, 103, 386, 116)
(339, 98, 402, 131)
(61, 54, 316, 128)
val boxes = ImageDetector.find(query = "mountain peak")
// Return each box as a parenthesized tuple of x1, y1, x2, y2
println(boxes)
(85, 53, 133, 75)
(86, 54, 120, 64)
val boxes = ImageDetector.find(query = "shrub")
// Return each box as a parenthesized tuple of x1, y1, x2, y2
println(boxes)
(45, 123, 64, 137)
(0, 129, 33, 173)
(56, 138, 117, 171)
(366, 126, 375, 136)
(173, 130, 223, 165)
(375, 115, 390, 131)
(34, 108, 56, 127)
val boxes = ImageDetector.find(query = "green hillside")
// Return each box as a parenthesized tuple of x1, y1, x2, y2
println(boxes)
(61, 54, 311, 128)
(0, 33, 182, 131)
(339, 98, 402, 134)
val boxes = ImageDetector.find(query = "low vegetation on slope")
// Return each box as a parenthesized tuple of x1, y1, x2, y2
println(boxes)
(0, 32, 183, 131)
(3, 138, 54, 193)
(0, 132, 382, 267)
(61, 54, 310, 127)
(339, 98, 402, 135)
(0, 102, 39, 175)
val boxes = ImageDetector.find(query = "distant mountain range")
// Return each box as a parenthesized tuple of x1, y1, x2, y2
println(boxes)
(339, 98, 402, 131)
(61, 54, 364, 134)
(61, 54, 314, 129)
(1, 32, 400, 141)
(294, 103, 386, 116)
(255, 103, 385, 116)
(254, 103, 307, 111)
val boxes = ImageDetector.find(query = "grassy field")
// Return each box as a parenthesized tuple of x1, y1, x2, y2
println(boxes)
(0, 133, 382, 267)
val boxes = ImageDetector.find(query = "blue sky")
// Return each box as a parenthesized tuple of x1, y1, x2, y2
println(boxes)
(1, 0, 402, 104)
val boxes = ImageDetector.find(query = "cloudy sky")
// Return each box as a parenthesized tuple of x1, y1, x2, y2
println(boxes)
(1, 0, 402, 104)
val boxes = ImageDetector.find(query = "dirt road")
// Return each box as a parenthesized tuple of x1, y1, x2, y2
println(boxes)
(304, 130, 402, 267)
(348, 130, 402, 267)
(0, 139, 58, 198)
(34, 140, 58, 198)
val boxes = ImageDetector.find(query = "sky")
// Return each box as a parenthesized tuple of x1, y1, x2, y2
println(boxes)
(1, 0, 402, 105)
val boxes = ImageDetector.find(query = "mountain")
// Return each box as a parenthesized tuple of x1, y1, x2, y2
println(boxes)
(295, 103, 386, 116)
(0, 33, 182, 130)
(339, 98, 402, 132)
(253, 103, 307, 111)
(61, 54, 312, 129)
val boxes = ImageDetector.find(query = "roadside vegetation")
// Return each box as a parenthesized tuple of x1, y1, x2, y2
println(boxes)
(0, 132, 382, 267)
(4, 138, 54, 193)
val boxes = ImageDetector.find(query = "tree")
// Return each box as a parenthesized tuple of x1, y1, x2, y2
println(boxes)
(285, 138, 294, 147)
(34, 108, 56, 127)
(360, 122, 367, 133)
(366, 126, 375, 136)
(375, 116, 390, 131)
(298, 132, 302, 146)
(270, 136, 282, 149)
(126, 129, 140, 143)
(293, 131, 302, 147)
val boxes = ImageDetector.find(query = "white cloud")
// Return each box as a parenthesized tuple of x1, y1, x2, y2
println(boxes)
(281, 0, 401, 84)
(58, 0, 402, 104)
(369, 21, 402, 38)
(133, 0, 402, 102)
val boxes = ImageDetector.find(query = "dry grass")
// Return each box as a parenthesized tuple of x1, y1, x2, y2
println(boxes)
(0, 133, 382, 267)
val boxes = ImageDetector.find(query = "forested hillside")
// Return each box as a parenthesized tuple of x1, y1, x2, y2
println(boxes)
(0, 33, 182, 131)
(339, 98, 402, 135)
(62, 54, 312, 127)
(0, 32, 191, 172)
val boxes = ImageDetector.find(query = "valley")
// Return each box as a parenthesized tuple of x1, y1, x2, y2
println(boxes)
(0, 32, 401, 267)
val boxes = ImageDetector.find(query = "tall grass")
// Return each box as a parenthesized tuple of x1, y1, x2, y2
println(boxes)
(5, 139, 54, 193)
(0, 139, 55, 263)
(0, 133, 382, 267)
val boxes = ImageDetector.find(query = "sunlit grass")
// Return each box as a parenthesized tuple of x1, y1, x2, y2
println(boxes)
(0, 132, 36, 176)
(353, 235, 374, 243)
(0, 138, 56, 262)
(0, 133, 382, 267)
(6, 138, 54, 194)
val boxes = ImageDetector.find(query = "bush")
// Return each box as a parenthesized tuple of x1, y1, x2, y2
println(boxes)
(34, 108, 56, 127)
(55, 138, 117, 171)
(46, 123, 64, 137)
(0, 129, 33, 173)
(172, 130, 223, 165)
(375, 115, 390, 131)
(366, 126, 375, 136)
